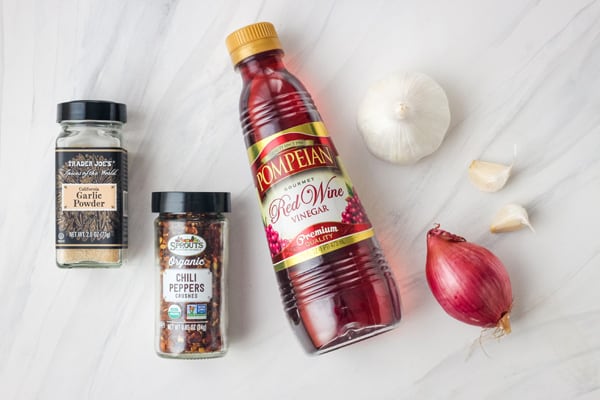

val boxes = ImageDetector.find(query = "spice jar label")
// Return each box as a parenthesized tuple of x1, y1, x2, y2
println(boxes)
(167, 234, 207, 257)
(62, 184, 117, 211)
(56, 148, 128, 249)
(162, 269, 213, 303)
(247, 122, 374, 271)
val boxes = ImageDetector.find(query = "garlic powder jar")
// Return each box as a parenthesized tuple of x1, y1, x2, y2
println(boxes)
(55, 100, 128, 268)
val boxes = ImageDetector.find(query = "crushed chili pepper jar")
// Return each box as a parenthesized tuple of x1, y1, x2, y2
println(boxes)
(151, 192, 231, 359)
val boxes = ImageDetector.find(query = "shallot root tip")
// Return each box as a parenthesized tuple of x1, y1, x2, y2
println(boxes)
(498, 313, 512, 335)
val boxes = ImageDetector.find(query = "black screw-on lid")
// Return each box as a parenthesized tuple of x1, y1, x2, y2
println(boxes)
(57, 100, 127, 123)
(152, 192, 231, 213)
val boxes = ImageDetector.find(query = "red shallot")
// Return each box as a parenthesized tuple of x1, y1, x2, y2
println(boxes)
(425, 225, 512, 334)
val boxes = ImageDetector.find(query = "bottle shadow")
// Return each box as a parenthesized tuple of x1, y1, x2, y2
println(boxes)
(227, 189, 263, 345)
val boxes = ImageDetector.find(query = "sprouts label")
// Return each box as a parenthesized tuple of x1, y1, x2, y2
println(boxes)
(55, 148, 128, 249)
(247, 122, 374, 271)
(167, 234, 207, 257)
(162, 269, 213, 303)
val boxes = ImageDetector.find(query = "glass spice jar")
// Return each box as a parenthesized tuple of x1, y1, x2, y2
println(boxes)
(55, 100, 128, 268)
(152, 192, 231, 359)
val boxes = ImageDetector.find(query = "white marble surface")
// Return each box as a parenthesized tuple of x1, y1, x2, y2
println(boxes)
(0, 0, 599, 398)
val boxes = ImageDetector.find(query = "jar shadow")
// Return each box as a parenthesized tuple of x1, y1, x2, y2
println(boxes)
(227, 190, 259, 345)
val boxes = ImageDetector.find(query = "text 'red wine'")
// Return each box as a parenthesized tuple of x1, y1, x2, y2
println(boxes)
(226, 22, 402, 354)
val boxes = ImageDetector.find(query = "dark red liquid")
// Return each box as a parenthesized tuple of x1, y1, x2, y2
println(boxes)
(237, 50, 401, 353)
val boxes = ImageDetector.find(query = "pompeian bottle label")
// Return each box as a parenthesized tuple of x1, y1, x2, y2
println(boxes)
(248, 122, 373, 271)
(55, 148, 128, 249)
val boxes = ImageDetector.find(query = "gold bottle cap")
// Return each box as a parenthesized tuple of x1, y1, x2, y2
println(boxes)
(225, 22, 283, 66)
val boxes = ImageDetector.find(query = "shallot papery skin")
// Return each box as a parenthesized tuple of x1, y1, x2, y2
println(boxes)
(425, 227, 513, 333)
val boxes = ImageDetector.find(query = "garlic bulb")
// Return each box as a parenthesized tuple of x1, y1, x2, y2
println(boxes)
(490, 204, 534, 233)
(468, 160, 512, 192)
(357, 72, 451, 165)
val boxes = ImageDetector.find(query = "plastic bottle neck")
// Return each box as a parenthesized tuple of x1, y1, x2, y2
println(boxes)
(237, 50, 286, 82)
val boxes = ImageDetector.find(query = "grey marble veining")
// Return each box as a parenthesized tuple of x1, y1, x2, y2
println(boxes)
(0, 0, 599, 399)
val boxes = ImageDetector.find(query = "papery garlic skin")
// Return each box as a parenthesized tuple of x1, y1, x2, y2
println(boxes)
(468, 160, 512, 192)
(491, 204, 534, 233)
(357, 72, 451, 165)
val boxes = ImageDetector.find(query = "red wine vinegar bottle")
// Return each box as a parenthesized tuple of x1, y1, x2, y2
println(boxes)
(226, 22, 401, 354)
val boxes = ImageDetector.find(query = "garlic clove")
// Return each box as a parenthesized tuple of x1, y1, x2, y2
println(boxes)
(468, 160, 512, 192)
(490, 204, 534, 233)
